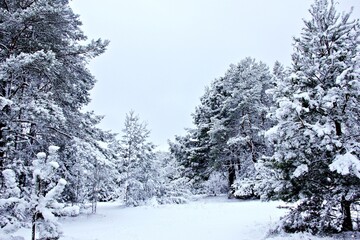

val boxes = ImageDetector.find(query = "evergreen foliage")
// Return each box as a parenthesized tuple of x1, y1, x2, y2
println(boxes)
(0, 0, 113, 238)
(116, 111, 158, 206)
(171, 58, 273, 196)
(266, 0, 360, 233)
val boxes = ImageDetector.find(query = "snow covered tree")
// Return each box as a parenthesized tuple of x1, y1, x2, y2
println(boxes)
(60, 112, 119, 210)
(0, 0, 108, 174)
(207, 58, 272, 190)
(169, 129, 213, 192)
(1, 146, 71, 240)
(266, 0, 360, 233)
(117, 111, 157, 206)
(30, 146, 66, 240)
(154, 151, 192, 204)
(0, 0, 111, 237)
(173, 58, 272, 195)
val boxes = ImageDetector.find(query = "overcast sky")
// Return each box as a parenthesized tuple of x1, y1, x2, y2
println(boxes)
(70, 0, 360, 150)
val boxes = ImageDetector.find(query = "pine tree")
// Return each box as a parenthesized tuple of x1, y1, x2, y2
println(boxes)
(154, 151, 192, 204)
(174, 58, 272, 195)
(208, 58, 272, 191)
(169, 129, 213, 192)
(0, 0, 110, 237)
(266, 0, 360, 233)
(117, 111, 157, 206)
(0, 0, 108, 173)
(61, 112, 119, 211)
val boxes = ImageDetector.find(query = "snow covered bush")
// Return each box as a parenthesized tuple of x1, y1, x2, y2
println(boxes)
(232, 178, 259, 199)
(0, 169, 27, 237)
(231, 158, 279, 200)
(201, 172, 228, 196)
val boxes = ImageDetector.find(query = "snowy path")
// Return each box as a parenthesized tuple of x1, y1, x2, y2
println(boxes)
(60, 197, 287, 240)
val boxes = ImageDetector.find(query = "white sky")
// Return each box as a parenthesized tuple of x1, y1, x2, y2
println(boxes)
(70, 0, 360, 150)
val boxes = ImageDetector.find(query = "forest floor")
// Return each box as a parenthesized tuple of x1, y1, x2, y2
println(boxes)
(14, 196, 357, 240)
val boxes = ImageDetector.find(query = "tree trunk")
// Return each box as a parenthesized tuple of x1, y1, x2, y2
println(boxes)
(0, 122, 6, 170)
(31, 213, 37, 240)
(335, 120, 342, 136)
(227, 162, 236, 198)
(341, 199, 353, 231)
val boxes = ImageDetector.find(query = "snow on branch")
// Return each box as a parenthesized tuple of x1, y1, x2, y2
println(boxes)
(329, 152, 360, 178)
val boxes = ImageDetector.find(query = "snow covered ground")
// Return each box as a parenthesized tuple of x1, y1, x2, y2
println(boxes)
(61, 197, 284, 240)
(14, 196, 356, 240)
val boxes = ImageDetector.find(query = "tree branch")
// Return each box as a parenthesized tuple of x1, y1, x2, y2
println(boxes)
(46, 126, 72, 139)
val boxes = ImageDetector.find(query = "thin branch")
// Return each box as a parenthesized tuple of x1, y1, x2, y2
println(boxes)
(0, 42, 9, 51)
(46, 126, 72, 139)
(3, 0, 9, 11)
(13, 119, 37, 125)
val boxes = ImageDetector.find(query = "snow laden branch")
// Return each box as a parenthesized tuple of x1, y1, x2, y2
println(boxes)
(329, 152, 360, 178)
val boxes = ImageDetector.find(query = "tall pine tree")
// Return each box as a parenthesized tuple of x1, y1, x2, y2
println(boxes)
(266, 0, 360, 233)
(0, 0, 110, 237)
(171, 58, 272, 195)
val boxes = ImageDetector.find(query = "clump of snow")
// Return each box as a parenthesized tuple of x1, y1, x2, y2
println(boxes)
(59, 206, 80, 217)
(36, 152, 47, 159)
(0, 96, 13, 109)
(48, 161, 59, 169)
(48, 145, 60, 154)
(335, 68, 350, 85)
(96, 141, 109, 149)
(58, 178, 67, 185)
(2, 169, 21, 198)
(265, 125, 279, 139)
(292, 164, 308, 178)
(44, 179, 67, 201)
(329, 152, 360, 178)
